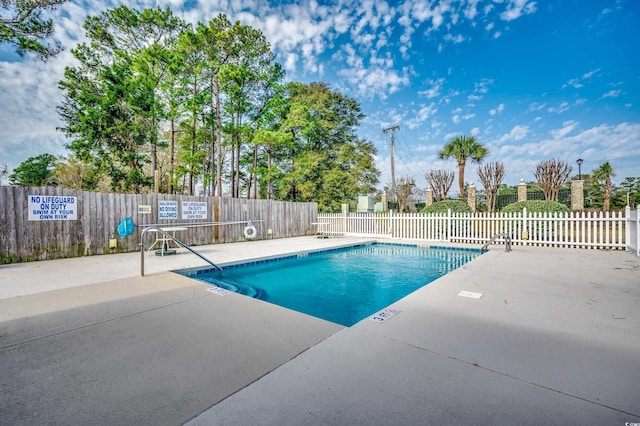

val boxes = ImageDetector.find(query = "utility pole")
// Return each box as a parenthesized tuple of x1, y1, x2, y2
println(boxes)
(383, 125, 399, 201)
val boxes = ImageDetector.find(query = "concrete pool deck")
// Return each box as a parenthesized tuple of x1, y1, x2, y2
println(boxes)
(1, 237, 639, 425)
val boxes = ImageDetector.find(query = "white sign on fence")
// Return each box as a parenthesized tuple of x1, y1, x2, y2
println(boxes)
(138, 204, 152, 214)
(158, 200, 178, 220)
(28, 195, 78, 221)
(182, 201, 208, 220)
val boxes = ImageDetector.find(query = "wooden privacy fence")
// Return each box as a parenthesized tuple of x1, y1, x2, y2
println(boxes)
(0, 186, 318, 264)
(318, 208, 639, 253)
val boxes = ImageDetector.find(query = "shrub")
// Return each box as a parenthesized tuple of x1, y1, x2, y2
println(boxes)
(501, 200, 569, 214)
(420, 199, 472, 214)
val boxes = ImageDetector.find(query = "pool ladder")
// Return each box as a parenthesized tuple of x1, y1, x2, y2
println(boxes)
(140, 226, 223, 276)
(481, 233, 512, 253)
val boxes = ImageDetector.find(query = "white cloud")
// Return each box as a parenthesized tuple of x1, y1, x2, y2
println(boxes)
(406, 103, 438, 129)
(474, 78, 494, 94)
(548, 101, 570, 114)
(500, 0, 537, 21)
(284, 52, 297, 71)
(497, 125, 529, 144)
(507, 125, 529, 141)
(450, 110, 475, 124)
(338, 64, 411, 99)
(444, 131, 463, 141)
(562, 68, 600, 89)
(350, 0, 396, 48)
(563, 78, 583, 89)
(528, 102, 547, 112)
(418, 78, 445, 99)
(444, 33, 466, 43)
(483, 4, 495, 15)
(551, 120, 579, 139)
(489, 103, 505, 115)
(582, 68, 600, 79)
(487, 122, 640, 185)
(602, 89, 622, 98)
(464, 0, 480, 20)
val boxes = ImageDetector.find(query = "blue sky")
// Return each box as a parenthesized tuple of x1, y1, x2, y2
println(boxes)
(1, 0, 638, 192)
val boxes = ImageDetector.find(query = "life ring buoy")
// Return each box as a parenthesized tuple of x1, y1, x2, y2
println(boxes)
(244, 225, 257, 239)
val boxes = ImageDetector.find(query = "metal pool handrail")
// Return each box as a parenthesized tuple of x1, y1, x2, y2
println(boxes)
(140, 226, 223, 276)
(481, 232, 512, 252)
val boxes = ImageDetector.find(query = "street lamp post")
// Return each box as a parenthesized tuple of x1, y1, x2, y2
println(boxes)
(576, 158, 583, 180)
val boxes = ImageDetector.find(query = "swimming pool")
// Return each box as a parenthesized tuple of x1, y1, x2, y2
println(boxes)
(180, 243, 481, 326)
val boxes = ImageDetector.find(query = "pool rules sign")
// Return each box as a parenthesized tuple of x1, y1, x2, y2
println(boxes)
(28, 195, 78, 221)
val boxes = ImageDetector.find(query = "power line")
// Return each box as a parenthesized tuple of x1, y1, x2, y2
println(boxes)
(395, 131, 424, 180)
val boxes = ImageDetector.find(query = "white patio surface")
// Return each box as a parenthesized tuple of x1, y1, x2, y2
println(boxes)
(1, 236, 638, 425)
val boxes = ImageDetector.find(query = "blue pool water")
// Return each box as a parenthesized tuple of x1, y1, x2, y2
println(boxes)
(182, 243, 481, 326)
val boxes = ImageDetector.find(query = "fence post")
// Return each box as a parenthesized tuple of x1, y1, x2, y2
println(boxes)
(342, 203, 348, 235)
(467, 182, 476, 212)
(625, 206, 630, 253)
(518, 179, 527, 202)
(571, 180, 584, 211)
(627, 205, 640, 257)
(389, 210, 394, 238)
(425, 187, 433, 207)
(636, 208, 640, 257)
(522, 207, 528, 244)
(447, 208, 452, 242)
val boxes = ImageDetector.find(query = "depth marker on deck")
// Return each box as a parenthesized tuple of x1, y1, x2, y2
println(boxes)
(458, 290, 483, 299)
(370, 308, 400, 323)
(207, 287, 230, 296)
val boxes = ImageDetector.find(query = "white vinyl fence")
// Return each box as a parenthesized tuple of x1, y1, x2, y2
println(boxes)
(318, 208, 639, 254)
(627, 206, 640, 256)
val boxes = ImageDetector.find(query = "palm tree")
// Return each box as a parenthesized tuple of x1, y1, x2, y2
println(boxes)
(438, 135, 488, 198)
(592, 161, 615, 211)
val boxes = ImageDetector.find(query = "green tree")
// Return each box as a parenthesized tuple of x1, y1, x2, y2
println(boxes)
(9, 153, 56, 186)
(592, 161, 615, 211)
(58, 54, 152, 192)
(57, 6, 186, 193)
(252, 127, 292, 199)
(619, 177, 640, 208)
(276, 82, 379, 211)
(53, 155, 103, 190)
(0, 0, 67, 60)
(217, 20, 284, 198)
(194, 15, 234, 197)
(174, 28, 208, 195)
(439, 135, 488, 198)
